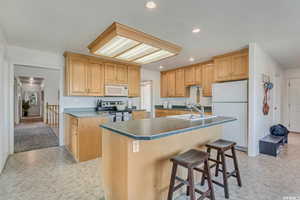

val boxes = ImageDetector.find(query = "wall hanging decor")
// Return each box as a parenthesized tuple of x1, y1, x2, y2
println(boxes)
(262, 78, 273, 115)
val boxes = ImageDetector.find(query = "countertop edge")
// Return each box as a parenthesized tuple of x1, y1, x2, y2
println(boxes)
(100, 118, 236, 140)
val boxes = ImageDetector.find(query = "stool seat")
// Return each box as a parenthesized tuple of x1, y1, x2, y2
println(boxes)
(171, 149, 208, 168)
(206, 139, 236, 151)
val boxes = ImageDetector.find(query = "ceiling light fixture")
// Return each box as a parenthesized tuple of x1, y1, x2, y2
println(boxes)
(146, 1, 157, 9)
(192, 28, 201, 33)
(159, 65, 164, 69)
(88, 22, 181, 64)
(189, 57, 195, 62)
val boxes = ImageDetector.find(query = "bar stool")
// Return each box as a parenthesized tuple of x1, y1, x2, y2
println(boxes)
(201, 139, 242, 199)
(167, 149, 215, 200)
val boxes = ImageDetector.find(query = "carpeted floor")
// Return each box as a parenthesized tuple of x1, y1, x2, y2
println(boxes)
(14, 122, 59, 153)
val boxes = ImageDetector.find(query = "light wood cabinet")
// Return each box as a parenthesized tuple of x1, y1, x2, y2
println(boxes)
(104, 63, 116, 84)
(214, 49, 249, 82)
(214, 56, 232, 82)
(167, 70, 176, 97)
(184, 66, 195, 86)
(64, 114, 108, 162)
(68, 56, 88, 96)
(175, 68, 188, 97)
(64, 52, 141, 97)
(65, 53, 105, 96)
(202, 63, 214, 97)
(195, 64, 202, 85)
(116, 64, 128, 84)
(132, 110, 149, 120)
(160, 72, 168, 98)
(231, 52, 248, 80)
(128, 65, 141, 97)
(87, 61, 105, 96)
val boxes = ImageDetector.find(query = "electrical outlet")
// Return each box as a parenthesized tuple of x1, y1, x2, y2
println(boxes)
(132, 141, 139, 153)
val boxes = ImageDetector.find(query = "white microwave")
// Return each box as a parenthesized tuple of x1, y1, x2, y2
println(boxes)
(105, 85, 128, 97)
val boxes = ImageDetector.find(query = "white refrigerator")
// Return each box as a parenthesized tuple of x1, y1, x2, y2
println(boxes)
(212, 80, 248, 149)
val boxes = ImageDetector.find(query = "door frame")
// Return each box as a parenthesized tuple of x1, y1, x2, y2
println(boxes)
(9, 63, 64, 154)
(287, 78, 300, 132)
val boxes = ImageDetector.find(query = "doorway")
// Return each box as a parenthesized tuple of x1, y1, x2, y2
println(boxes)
(140, 81, 153, 115)
(288, 78, 300, 133)
(14, 65, 60, 153)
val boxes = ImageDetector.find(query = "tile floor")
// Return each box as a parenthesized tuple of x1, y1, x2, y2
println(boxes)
(0, 134, 299, 200)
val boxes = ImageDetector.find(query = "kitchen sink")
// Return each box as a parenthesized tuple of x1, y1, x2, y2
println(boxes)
(167, 114, 217, 121)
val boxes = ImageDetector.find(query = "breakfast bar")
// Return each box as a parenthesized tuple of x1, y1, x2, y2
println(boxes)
(100, 116, 235, 200)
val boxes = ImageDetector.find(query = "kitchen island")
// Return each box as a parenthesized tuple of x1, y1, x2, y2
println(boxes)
(100, 116, 235, 200)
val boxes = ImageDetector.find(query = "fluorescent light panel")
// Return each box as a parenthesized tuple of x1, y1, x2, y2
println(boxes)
(95, 36, 139, 57)
(134, 50, 175, 64)
(116, 43, 159, 61)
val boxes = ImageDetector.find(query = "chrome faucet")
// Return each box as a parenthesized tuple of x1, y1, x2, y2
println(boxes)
(190, 104, 205, 118)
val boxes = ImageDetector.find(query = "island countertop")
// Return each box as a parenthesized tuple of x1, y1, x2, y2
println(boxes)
(100, 116, 236, 140)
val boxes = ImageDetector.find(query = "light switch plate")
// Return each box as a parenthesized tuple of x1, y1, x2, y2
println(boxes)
(132, 141, 139, 153)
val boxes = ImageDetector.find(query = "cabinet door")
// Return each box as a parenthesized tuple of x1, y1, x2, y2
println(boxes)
(214, 57, 232, 82)
(160, 72, 168, 98)
(184, 66, 195, 86)
(105, 63, 116, 84)
(132, 111, 148, 120)
(231, 53, 248, 80)
(87, 61, 104, 96)
(69, 57, 87, 95)
(116, 64, 128, 84)
(175, 68, 187, 97)
(202, 64, 214, 97)
(195, 64, 202, 85)
(167, 71, 176, 97)
(128, 66, 141, 97)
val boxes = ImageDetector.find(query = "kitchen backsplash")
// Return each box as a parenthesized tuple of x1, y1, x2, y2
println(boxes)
(62, 96, 140, 109)
(160, 86, 212, 106)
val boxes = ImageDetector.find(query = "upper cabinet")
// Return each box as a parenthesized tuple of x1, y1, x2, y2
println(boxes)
(202, 63, 214, 97)
(87, 60, 105, 96)
(65, 53, 104, 96)
(160, 69, 189, 98)
(64, 52, 140, 97)
(194, 64, 202, 85)
(175, 68, 189, 97)
(128, 65, 141, 97)
(161, 72, 168, 98)
(214, 49, 249, 82)
(184, 65, 195, 86)
(105, 63, 128, 85)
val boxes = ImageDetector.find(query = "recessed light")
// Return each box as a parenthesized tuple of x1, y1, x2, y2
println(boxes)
(192, 28, 201, 33)
(189, 57, 195, 62)
(146, 1, 157, 9)
(159, 65, 164, 69)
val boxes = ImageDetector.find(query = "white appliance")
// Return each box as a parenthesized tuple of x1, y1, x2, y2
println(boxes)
(212, 80, 248, 150)
(105, 85, 128, 97)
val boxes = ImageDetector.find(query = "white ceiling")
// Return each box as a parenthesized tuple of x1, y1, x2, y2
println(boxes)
(1, 0, 300, 71)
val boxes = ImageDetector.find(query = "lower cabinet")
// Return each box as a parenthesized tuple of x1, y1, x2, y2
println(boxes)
(64, 114, 108, 162)
(132, 110, 149, 120)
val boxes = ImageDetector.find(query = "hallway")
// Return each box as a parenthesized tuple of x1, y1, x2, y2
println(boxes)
(14, 122, 59, 153)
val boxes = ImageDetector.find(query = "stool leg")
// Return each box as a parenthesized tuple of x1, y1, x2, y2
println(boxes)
(221, 151, 229, 199)
(167, 163, 178, 200)
(200, 147, 211, 186)
(188, 168, 196, 200)
(204, 160, 215, 200)
(231, 147, 242, 187)
(186, 170, 190, 197)
(215, 150, 221, 177)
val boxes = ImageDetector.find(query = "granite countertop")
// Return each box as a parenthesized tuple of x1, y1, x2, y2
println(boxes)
(64, 107, 146, 118)
(101, 116, 236, 140)
(155, 105, 212, 113)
